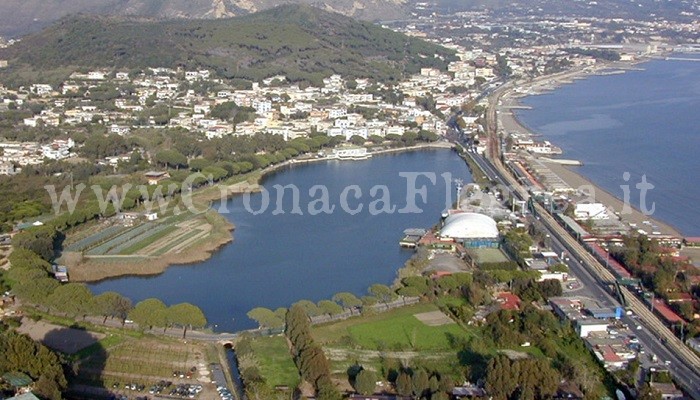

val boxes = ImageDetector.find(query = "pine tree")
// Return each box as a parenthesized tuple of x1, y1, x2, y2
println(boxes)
(412, 369, 430, 398)
(396, 371, 413, 396)
(354, 369, 377, 395)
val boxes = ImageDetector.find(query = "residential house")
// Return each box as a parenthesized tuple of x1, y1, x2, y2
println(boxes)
(110, 125, 131, 135)
(29, 84, 53, 96)
(0, 162, 17, 175)
(649, 382, 684, 400)
(145, 171, 171, 186)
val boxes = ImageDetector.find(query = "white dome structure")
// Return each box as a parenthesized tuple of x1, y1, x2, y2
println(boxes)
(440, 212, 499, 240)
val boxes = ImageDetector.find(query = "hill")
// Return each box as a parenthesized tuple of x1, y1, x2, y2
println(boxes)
(0, 0, 408, 38)
(0, 5, 455, 86)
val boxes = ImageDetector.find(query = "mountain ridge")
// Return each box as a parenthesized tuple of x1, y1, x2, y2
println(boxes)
(0, 0, 409, 38)
(0, 5, 455, 85)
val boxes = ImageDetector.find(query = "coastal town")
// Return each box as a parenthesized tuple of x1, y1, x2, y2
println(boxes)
(0, 1, 699, 400)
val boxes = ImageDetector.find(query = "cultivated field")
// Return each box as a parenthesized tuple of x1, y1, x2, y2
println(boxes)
(60, 209, 233, 281)
(72, 334, 222, 399)
(64, 211, 209, 257)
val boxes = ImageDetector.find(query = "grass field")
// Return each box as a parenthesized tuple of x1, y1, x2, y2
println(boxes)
(248, 336, 299, 388)
(314, 303, 474, 351)
(473, 248, 510, 264)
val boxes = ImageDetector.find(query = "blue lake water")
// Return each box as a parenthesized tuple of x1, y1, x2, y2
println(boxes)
(515, 57, 700, 236)
(89, 149, 470, 332)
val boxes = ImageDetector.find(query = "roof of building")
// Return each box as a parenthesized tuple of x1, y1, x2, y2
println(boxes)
(588, 243, 632, 279)
(2, 372, 32, 387)
(652, 299, 684, 324)
(7, 393, 41, 400)
(439, 212, 499, 240)
(600, 345, 623, 362)
(144, 171, 169, 177)
(496, 292, 521, 310)
(649, 382, 683, 395)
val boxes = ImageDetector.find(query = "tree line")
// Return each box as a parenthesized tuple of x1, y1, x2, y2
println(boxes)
(284, 304, 341, 400)
(6, 241, 206, 339)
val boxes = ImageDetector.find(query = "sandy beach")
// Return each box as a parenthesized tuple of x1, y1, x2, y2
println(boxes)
(496, 59, 683, 238)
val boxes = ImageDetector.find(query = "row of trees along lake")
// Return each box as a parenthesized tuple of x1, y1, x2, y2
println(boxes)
(0, 124, 440, 233)
(5, 246, 206, 338)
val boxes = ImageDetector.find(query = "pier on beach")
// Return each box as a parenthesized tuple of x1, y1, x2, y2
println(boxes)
(665, 57, 700, 62)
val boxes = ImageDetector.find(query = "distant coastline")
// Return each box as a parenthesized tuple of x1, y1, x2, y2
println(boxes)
(498, 56, 684, 239)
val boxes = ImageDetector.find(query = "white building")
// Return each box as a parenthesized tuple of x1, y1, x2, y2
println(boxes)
(439, 213, 500, 248)
(574, 203, 609, 220)
(327, 108, 347, 119)
(110, 125, 131, 135)
(88, 71, 107, 80)
(253, 100, 272, 114)
(0, 162, 16, 175)
(30, 84, 53, 96)
(577, 320, 609, 337)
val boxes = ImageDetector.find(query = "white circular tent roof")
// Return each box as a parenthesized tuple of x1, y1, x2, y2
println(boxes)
(440, 212, 499, 240)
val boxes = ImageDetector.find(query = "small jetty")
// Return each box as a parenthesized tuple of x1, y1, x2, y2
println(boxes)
(539, 158, 583, 166)
(503, 105, 533, 110)
(400, 228, 427, 248)
(665, 57, 700, 62)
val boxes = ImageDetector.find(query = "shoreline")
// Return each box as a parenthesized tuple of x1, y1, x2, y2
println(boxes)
(253, 141, 455, 185)
(74, 142, 456, 283)
(497, 56, 684, 238)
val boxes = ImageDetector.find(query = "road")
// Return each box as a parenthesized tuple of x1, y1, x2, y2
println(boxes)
(83, 315, 238, 343)
(466, 79, 700, 398)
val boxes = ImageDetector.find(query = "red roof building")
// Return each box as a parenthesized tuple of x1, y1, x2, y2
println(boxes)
(496, 292, 521, 311)
(684, 237, 700, 247)
(588, 243, 632, 279)
(652, 299, 684, 324)
(601, 345, 623, 363)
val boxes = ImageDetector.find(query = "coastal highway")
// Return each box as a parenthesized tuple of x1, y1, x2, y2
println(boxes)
(474, 78, 700, 398)
(538, 216, 700, 399)
(466, 147, 700, 398)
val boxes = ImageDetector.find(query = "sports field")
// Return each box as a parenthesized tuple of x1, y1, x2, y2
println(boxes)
(472, 248, 510, 263)
(313, 303, 473, 351)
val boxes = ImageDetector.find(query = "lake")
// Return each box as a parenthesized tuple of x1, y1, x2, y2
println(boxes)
(89, 149, 471, 332)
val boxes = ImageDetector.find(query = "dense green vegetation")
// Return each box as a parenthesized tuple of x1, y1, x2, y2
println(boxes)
(611, 235, 700, 336)
(565, 47, 622, 61)
(7, 240, 206, 337)
(0, 5, 456, 86)
(0, 324, 67, 399)
(241, 248, 610, 399)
